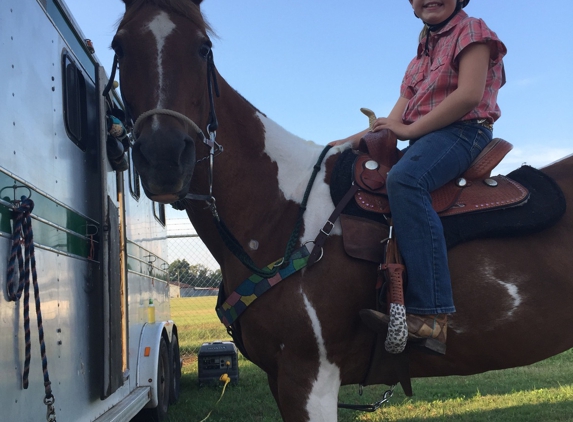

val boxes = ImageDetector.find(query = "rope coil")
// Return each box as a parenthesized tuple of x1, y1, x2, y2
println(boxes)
(6, 197, 56, 421)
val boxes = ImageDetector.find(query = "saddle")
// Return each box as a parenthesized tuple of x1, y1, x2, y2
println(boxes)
(316, 127, 565, 268)
(353, 129, 529, 217)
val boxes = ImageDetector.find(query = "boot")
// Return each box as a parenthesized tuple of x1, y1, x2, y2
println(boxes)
(360, 309, 448, 355)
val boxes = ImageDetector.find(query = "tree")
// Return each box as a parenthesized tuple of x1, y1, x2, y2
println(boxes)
(209, 269, 222, 288)
(168, 260, 222, 288)
(168, 259, 192, 285)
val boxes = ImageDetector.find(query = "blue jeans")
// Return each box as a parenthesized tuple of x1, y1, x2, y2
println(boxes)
(386, 121, 493, 315)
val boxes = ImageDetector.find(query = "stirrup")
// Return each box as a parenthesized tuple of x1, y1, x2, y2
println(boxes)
(407, 336, 446, 355)
(359, 309, 447, 355)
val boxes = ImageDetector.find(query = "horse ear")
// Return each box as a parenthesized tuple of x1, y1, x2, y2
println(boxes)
(120, 0, 203, 7)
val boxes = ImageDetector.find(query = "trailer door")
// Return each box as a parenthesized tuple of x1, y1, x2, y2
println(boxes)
(96, 65, 126, 398)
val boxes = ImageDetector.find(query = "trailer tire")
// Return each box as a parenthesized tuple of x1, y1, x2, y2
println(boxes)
(135, 337, 171, 421)
(169, 333, 182, 405)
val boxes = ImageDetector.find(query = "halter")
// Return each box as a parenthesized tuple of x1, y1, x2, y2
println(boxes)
(103, 50, 223, 203)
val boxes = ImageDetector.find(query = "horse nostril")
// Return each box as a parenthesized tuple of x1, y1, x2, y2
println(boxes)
(131, 141, 150, 169)
(180, 135, 196, 165)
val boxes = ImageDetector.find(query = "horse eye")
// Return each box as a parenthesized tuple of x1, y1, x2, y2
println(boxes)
(111, 39, 124, 59)
(198, 43, 211, 59)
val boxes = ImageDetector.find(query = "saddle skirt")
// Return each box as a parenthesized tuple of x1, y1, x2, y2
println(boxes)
(353, 130, 529, 217)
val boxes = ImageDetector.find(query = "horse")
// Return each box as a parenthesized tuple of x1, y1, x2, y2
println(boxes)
(112, 1, 573, 420)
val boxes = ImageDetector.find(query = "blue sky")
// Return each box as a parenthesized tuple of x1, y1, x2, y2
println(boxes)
(64, 0, 573, 175)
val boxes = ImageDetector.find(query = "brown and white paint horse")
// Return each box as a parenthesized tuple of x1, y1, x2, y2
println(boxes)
(113, 0, 573, 420)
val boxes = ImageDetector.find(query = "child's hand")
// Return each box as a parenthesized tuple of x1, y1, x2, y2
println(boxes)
(328, 137, 359, 148)
(371, 118, 412, 141)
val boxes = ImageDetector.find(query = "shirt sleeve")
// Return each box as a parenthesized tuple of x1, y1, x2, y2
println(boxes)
(453, 18, 507, 67)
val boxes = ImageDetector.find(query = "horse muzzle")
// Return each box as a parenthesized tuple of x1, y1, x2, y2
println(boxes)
(131, 126, 197, 203)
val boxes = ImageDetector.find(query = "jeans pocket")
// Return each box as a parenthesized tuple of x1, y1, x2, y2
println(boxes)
(469, 129, 492, 161)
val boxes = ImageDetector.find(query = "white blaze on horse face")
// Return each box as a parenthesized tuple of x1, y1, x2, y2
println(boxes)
(302, 291, 341, 421)
(146, 11, 176, 128)
(258, 113, 344, 242)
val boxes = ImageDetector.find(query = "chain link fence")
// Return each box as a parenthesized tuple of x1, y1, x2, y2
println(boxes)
(167, 218, 230, 362)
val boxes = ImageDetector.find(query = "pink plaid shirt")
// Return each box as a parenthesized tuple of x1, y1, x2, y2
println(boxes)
(400, 10, 507, 125)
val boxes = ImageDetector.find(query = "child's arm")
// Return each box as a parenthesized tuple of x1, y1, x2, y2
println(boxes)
(328, 97, 408, 147)
(387, 97, 409, 122)
(372, 42, 491, 140)
(328, 128, 370, 147)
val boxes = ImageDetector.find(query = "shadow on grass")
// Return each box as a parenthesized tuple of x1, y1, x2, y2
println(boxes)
(369, 401, 573, 422)
(166, 350, 573, 422)
(338, 350, 573, 406)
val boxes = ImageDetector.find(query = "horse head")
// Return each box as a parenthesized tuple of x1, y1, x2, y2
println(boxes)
(113, 0, 213, 203)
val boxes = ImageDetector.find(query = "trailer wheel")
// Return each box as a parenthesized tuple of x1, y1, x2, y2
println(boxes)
(135, 337, 171, 421)
(169, 333, 182, 404)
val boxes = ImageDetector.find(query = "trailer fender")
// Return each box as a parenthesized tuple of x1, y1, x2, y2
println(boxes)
(137, 321, 176, 408)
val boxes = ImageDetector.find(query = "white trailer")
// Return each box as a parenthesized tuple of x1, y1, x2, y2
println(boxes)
(0, 0, 181, 421)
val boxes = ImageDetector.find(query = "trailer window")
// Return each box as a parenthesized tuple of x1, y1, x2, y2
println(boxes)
(127, 148, 141, 200)
(153, 202, 166, 226)
(63, 54, 97, 151)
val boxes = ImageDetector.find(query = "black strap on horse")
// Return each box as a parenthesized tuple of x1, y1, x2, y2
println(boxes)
(206, 49, 220, 132)
(307, 182, 360, 267)
(213, 145, 332, 278)
(337, 385, 395, 412)
(102, 54, 118, 101)
(6, 197, 57, 422)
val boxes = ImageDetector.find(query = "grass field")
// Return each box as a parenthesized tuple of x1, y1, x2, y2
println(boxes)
(167, 297, 573, 421)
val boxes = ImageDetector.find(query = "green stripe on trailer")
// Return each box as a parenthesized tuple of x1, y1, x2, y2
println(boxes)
(0, 170, 99, 260)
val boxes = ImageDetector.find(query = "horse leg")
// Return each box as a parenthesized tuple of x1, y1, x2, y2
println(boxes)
(256, 290, 342, 421)
(270, 352, 340, 422)
(267, 358, 329, 421)
(267, 375, 286, 419)
(277, 292, 343, 421)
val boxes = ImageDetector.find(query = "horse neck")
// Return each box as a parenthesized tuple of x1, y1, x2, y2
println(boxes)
(186, 77, 334, 276)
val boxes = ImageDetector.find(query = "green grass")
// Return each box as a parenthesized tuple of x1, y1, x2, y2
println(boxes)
(170, 296, 228, 357)
(167, 297, 573, 421)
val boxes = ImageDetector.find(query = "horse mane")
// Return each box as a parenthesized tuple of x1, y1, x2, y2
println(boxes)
(118, 0, 213, 34)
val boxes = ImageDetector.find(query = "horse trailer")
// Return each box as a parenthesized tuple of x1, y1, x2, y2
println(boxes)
(1, 0, 181, 421)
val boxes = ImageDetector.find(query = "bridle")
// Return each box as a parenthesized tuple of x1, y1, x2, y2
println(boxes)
(102, 45, 324, 280)
(102, 49, 223, 207)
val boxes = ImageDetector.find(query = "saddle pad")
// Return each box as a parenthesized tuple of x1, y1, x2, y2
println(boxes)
(442, 164, 565, 248)
(330, 149, 566, 250)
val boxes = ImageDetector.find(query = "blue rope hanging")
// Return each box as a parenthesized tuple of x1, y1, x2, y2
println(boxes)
(6, 197, 56, 420)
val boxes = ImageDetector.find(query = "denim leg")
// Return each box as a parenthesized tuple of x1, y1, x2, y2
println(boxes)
(386, 123, 492, 315)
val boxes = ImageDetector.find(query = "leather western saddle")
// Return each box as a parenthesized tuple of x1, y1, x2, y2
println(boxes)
(308, 129, 530, 267)
(353, 129, 529, 217)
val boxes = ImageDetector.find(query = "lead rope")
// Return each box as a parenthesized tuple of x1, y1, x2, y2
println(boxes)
(6, 197, 56, 422)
